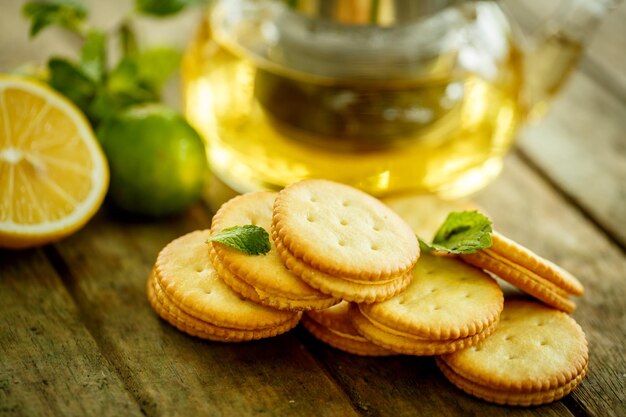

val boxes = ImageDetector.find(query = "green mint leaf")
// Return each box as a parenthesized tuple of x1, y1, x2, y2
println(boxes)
(419, 211, 493, 254)
(135, 47, 181, 89)
(88, 58, 158, 127)
(23, 0, 87, 38)
(135, 0, 190, 17)
(80, 30, 107, 82)
(207, 225, 271, 255)
(47, 57, 95, 113)
(109, 57, 159, 97)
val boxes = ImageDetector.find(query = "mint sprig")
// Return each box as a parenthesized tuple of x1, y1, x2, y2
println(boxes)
(23, 0, 87, 38)
(207, 225, 271, 256)
(21, 0, 205, 128)
(418, 211, 493, 254)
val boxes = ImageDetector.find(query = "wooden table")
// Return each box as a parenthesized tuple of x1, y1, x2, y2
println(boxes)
(1, 1, 625, 416)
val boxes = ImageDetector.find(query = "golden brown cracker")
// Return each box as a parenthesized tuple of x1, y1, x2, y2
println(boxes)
(272, 179, 419, 281)
(489, 232, 583, 296)
(302, 315, 395, 356)
(462, 250, 576, 313)
(439, 299, 588, 393)
(148, 273, 300, 341)
(210, 192, 337, 310)
(154, 230, 298, 329)
(275, 235, 412, 303)
(360, 254, 503, 340)
(352, 309, 497, 356)
(209, 244, 338, 311)
(436, 358, 588, 406)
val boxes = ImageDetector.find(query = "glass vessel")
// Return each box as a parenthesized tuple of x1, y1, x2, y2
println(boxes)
(183, 0, 616, 197)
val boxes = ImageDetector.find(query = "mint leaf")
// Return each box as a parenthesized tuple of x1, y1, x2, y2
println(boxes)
(207, 225, 271, 255)
(135, 0, 205, 17)
(419, 211, 493, 254)
(47, 58, 96, 113)
(23, 0, 87, 38)
(80, 30, 107, 82)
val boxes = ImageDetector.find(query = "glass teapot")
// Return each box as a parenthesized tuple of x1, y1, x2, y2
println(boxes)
(182, 0, 617, 198)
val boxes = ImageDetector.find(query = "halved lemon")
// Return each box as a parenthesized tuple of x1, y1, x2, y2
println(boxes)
(0, 75, 109, 249)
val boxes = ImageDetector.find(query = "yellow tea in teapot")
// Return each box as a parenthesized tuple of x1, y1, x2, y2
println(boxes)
(183, 1, 529, 197)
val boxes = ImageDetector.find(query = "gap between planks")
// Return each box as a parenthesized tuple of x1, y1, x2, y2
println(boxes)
(514, 148, 625, 253)
(41, 244, 151, 417)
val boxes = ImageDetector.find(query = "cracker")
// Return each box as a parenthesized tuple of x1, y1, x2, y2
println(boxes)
(489, 232, 584, 296)
(275, 234, 412, 303)
(148, 273, 301, 341)
(154, 230, 298, 329)
(462, 250, 576, 313)
(352, 309, 497, 356)
(210, 192, 338, 311)
(209, 245, 337, 311)
(436, 358, 588, 406)
(382, 194, 480, 241)
(305, 301, 359, 336)
(302, 316, 395, 356)
(272, 179, 419, 281)
(360, 254, 503, 340)
(439, 299, 588, 393)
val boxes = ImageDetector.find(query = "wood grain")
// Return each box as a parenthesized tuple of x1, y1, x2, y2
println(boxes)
(581, 2, 626, 100)
(0, 249, 143, 417)
(517, 70, 626, 248)
(48, 205, 361, 417)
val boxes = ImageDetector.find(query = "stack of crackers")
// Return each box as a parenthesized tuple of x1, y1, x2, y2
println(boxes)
(147, 179, 588, 407)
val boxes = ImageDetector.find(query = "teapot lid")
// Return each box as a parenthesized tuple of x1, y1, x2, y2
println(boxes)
(284, 0, 466, 26)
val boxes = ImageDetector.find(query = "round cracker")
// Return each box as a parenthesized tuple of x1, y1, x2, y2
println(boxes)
(273, 179, 419, 281)
(147, 274, 301, 341)
(305, 301, 359, 336)
(209, 245, 338, 311)
(436, 358, 588, 406)
(211, 192, 336, 309)
(461, 251, 576, 313)
(352, 309, 497, 356)
(490, 232, 584, 296)
(275, 234, 412, 303)
(440, 299, 588, 393)
(302, 316, 395, 356)
(154, 230, 297, 330)
(360, 253, 503, 340)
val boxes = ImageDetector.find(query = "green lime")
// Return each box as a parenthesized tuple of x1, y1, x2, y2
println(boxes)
(98, 104, 208, 217)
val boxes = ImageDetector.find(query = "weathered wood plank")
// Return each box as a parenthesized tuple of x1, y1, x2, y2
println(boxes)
(581, 1, 626, 100)
(0, 249, 143, 417)
(513, 0, 626, 98)
(475, 154, 626, 417)
(50, 205, 361, 417)
(516, 70, 626, 248)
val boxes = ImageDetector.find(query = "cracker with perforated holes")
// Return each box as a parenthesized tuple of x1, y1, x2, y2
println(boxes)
(150, 230, 300, 340)
(209, 192, 338, 311)
(272, 179, 419, 302)
(461, 231, 583, 313)
(359, 254, 503, 340)
(351, 253, 503, 355)
(272, 179, 420, 281)
(302, 302, 395, 356)
(437, 299, 588, 406)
